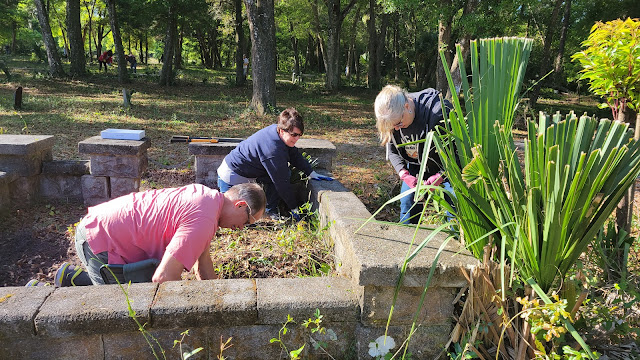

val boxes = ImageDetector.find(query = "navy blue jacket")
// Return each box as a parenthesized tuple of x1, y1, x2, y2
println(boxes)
(225, 124, 313, 209)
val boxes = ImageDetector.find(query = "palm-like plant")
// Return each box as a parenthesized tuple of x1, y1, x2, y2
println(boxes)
(433, 37, 532, 258)
(436, 37, 640, 292)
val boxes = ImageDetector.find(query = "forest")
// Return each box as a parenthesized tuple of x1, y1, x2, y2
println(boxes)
(0, 0, 638, 114)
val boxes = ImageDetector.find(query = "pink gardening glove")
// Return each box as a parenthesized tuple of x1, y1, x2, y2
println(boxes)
(399, 169, 418, 188)
(423, 172, 444, 188)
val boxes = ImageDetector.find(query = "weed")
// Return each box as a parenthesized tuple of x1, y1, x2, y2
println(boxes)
(270, 309, 337, 359)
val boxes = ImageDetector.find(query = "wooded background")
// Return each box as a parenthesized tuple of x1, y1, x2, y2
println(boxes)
(0, 0, 637, 113)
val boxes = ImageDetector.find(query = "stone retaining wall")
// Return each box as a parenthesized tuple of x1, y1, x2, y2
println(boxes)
(0, 134, 478, 359)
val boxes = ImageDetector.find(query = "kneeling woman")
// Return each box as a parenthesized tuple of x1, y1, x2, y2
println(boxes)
(217, 108, 331, 219)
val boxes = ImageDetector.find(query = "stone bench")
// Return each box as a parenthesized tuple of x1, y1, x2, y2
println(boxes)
(188, 138, 336, 189)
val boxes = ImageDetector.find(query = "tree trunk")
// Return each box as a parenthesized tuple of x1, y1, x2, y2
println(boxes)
(445, 0, 476, 100)
(616, 109, 638, 234)
(105, 0, 128, 83)
(528, 0, 564, 107)
(553, 0, 571, 87)
(234, 0, 246, 85)
(345, 4, 360, 79)
(290, 22, 300, 77)
(33, 0, 66, 77)
(436, 0, 454, 94)
(174, 26, 183, 70)
(393, 16, 399, 80)
(159, 4, 177, 86)
(323, 0, 357, 89)
(366, 0, 379, 90)
(244, 0, 276, 115)
(67, 0, 86, 77)
(376, 13, 388, 81)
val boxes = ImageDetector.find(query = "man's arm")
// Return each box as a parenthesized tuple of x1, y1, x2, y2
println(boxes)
(193, 249, 218, 280)
(152, 253, 184, 283)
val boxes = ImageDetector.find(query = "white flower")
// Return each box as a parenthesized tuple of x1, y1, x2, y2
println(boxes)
(368, 335, 396, 358)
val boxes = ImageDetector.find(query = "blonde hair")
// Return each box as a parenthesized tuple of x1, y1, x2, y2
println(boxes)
(374, 85, 409, 145)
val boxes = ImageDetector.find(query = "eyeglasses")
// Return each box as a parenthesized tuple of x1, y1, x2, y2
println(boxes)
(244, 204, 257, 226)
(287, 130, 303, 138)
(392, 119, 404, 129)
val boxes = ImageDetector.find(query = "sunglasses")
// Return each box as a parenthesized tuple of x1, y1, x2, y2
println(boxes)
(245, 204, 257, 226)
(287, 130, 303, 138)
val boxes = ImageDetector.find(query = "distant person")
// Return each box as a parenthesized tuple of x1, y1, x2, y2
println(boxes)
(98, 50, 113, 72)
(125, 54, 137, 73)
(217, 108, 333, 220)
(374, 85, 453, 224)
(4, 45, 10, 55)
(26, 183, 266, 286)
(243, 54, 249, 77)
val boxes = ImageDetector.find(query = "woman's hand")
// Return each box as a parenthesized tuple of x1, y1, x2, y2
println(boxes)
(399, 169, 418, 188)
(423, 172, 444, 187)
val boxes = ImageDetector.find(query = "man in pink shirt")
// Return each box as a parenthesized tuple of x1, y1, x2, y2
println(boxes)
(59, 183, 265, 285)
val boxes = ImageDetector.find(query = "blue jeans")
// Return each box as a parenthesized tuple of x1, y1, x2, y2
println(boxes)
(399, 181, 455, 224)
(75, 219, 108, 285)
(218, 177, 281, 215)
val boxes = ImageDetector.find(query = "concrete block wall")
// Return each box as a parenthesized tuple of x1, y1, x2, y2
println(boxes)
(189, 138, 336, 189)
(0, 277, 360, 359)
(0, 135, 148, 212)
(1, 176, 477, 359)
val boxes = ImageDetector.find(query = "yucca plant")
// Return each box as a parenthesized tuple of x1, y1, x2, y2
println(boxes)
(432, 37, 533, 258)
(459, 112, 640, 292)
(436, 37, 640, 292)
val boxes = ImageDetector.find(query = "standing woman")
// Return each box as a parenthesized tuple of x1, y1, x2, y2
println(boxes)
(374, 85, 452, 224)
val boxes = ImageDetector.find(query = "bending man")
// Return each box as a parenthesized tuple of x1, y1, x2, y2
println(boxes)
(60, 183, 265, 285)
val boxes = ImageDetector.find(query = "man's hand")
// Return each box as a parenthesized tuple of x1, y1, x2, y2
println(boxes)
(399, 169, 418, 188)
(310, 170, 333, 181)
(152, 254, 184, 283)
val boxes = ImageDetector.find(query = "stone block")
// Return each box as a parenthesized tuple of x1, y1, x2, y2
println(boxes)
(0, 135, 55, 156)
(89, 154, 147, 178)
(151, 279, 257, 329)
(9, 175, 39, 204)
(256, 277, 360, 325)
(103, 328, 207, 360)
(194, 155, 225, 189)
(40, 175, 84, 201)
(355, 323, 451, 360)
(296, 138, 336, 171)
(0, 334, 104, 360)
(0, 135, 55, 177)
(0, 171, 11, 213)
(82, 175, 110, 207)
(206, 322, 357, 360)
(360, 285, 455, 326)
(35, 283, 157, 337)
(110, 177, 140, 198)
(0, 287, 54, 339)
(42, 159, 90, 175)
(78, 136, 150, 156)
(0, 154, 44, 177)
